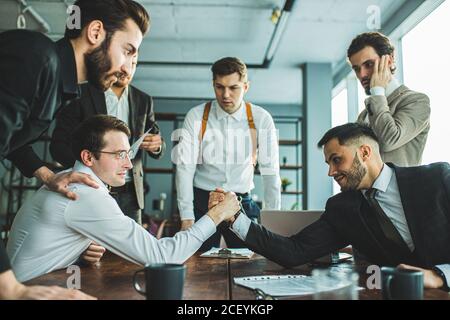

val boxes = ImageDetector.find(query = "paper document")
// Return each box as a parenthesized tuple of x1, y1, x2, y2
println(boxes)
(200, 247, 254, 259)
(234, 274, 362, 297)
(130, 126, 154, 159)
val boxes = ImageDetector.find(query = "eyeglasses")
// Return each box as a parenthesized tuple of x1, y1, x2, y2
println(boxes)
(93, 149, 134, 160)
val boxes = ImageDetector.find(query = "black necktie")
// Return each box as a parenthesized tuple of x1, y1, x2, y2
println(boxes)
(365, 188, 412, 256)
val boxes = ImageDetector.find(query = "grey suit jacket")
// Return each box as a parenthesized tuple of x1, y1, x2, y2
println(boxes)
(50, 83, 166, 209)
(357, 85, 430, 166)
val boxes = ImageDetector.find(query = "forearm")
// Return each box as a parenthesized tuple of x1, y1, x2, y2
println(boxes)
(176, 164, 197, 220)
(243, 218, 346, 268)
(0, 270, 25, 300)
(6, 145, 46, 178)
(262, 174, 281, 209)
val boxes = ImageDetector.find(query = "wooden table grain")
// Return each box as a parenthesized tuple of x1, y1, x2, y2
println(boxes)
(26, 252, 228, 300)
(25, 252, 450, 300)
(230, 255, 450, 300)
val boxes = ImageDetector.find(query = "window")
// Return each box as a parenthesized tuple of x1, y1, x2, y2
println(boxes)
(332, 87, 348, 127)
(331, 86, 348, 194)
(402, 0, 450, 164)
(357, 81, 367, 114)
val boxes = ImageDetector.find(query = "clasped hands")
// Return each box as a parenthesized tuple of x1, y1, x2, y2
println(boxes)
(207, 188, 240, 225)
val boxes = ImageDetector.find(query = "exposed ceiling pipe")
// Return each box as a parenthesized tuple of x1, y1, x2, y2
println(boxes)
(16, 0, 51, 33)
(138, 0, 296, 69)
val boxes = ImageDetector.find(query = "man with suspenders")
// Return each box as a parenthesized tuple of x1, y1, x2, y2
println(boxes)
(176, 57, 281, 251)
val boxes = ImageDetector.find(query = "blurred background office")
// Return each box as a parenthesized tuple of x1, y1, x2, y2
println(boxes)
(0, 0, 449, 238)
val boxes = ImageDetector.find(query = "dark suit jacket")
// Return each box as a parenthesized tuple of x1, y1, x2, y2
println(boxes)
(50, 83, 165, 209)
(245, 162, 450, 269)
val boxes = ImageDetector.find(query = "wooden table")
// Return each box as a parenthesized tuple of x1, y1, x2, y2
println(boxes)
(26, 252, 450, 300)
(230, 255, 450, 300)
(26, 252, 228, 300)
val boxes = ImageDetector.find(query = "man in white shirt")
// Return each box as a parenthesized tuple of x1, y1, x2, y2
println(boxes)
(347, 32, 430, 166)
(175, 57, 281, 251)
(7, 115, 240, 282)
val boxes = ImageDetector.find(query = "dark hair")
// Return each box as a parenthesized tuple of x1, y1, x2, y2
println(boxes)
(317, 123, 379, 148)
(347, 32, 396, 73)
(71, 115, 131, 162)
(65, 0, 150, 39)
(211, 57, 248, 81)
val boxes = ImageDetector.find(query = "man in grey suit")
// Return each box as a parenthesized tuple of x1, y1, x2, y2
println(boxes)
(50, 56, 165, 225)
(347, 32, 430, 166)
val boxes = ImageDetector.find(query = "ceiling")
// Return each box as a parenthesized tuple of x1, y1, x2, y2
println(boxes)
(0, 0, 418, 104)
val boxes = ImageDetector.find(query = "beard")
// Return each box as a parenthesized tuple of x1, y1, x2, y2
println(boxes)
(338, 153, 367, 192)
(84, 34, 121, 91)
(113, 75, 131, 89)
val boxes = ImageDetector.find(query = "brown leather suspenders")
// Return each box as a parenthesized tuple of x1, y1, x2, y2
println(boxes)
(199, 101, 257, 166)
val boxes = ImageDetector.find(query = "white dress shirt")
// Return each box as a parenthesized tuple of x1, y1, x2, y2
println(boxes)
(175, 100, 281, 221)
(105, 87, 133, 181)
(7, 161, 216, 282)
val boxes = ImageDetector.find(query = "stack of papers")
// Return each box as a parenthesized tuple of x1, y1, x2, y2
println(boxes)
(200, 247, 254, 259)
(234, 274, 363, 297)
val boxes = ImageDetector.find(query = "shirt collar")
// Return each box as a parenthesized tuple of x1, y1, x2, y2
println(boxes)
(105, 86, 129, 100)
(215, 100, 245, 121)
(55, 37, 80, 102)
(72, 161, 109, 192)
(361, 164, 393, 195)
(386, 78, 401, 97)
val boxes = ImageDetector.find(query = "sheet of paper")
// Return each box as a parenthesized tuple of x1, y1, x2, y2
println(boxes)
(234, 274, 363, 297)
(200, 247, 254, 259)
(130, 126, 154, 158)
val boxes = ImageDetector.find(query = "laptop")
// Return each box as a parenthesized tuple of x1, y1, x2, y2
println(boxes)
(260, 210, 352, 264)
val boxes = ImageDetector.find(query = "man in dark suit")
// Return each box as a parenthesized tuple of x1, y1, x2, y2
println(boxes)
(50, 57, 165, 225)
(214, 123, 450, 290)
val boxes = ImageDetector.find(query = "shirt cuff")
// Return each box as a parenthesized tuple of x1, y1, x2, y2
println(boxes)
(435, 264, 450, 291)
(180, 211, 195, 221)
(150, 145, 162, 155)
(370, 86, 386, 96)
(192, 215, 217, 241)
(231, 213, 252, 240)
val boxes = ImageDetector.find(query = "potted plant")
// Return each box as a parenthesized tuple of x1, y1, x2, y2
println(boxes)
(281, 178, 292, 192)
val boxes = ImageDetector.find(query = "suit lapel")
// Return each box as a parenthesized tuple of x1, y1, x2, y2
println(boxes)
(390, 164, 428, 264)
(128, 86, 136, 139)
(128, 86, 146, 143)
(88, 85, 107, 115)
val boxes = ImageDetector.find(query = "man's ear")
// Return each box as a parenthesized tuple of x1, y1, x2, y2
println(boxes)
(388, 54, 396, 71)
(359, 144, 372, 162)
(244, 81, 250, 93)
(85, 20, 105, 46)
(80, 150, 95, 167)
